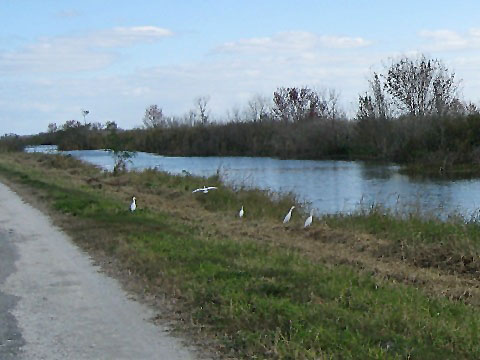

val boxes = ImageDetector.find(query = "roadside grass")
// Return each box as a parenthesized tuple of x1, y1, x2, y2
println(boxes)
(2, 153, 480, 358)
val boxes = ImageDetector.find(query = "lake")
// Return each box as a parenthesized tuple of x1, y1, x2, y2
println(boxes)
(25, 145, 480, 219)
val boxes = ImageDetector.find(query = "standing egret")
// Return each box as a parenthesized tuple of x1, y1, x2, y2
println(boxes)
(130, 196, 136, 212)
(283, 206, 295, 224)
(239, 206, 244, 218)
(192, 186, 218, 194)
(304, 210, 314, 228)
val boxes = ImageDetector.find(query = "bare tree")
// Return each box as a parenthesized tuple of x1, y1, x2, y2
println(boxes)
(272, 87, 320, 123)
(355, 73, 393, 157)
(272, 87, 343, 123)
(90, 122, 104, 131)
(247, 94, 270, 122)
(226, 106, 243, 123)
(324, 89, 344, 120)
(143, 104, 164, 128)
(465, 102, 480, 115)
(186, 110, 197, 126)
(47, 122, 57, 133)
(383, 55, 460, 116)
(105, 121, 118, 131)
(195, 96, 210, 124)
(62, 120, 82, 130)
(357, 73, 391, 120)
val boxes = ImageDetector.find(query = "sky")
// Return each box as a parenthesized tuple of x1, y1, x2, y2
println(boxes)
(1, 0, 480, 135)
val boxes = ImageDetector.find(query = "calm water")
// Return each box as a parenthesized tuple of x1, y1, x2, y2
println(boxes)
(25, 145, 480, 218)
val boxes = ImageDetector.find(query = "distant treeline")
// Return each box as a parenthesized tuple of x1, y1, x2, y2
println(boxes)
(3, 54, 480, 168)
(21, 111, 480, 166)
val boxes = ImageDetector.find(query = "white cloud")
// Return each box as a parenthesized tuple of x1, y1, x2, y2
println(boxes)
(4, 27, 480, 136)
(129, 48, 378, 119)
(121, 86, 153, 97)
(88, 26, 173, 48)
(318, 35, 371, 49)
(0, 42, 115, 72)
(0, 26, 173, 73)
(3, 42, 479, 136)
(25, 102, 58, 113)
(55, 9, 81, 18)
(215, 31, 372, 54)
(208, 31, 375, 109)
(419, 28, 480, 51)
(0, 99, 57, 113)
(0, 28, 381, 134)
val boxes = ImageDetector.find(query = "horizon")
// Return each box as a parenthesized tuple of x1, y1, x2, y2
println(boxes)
(2, 0, 480, 135)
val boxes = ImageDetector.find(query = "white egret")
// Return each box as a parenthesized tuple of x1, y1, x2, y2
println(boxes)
(239, 206, 244, 218)
(192, 186, 218, 194)
(283, 206, 295, 224)
(130, 196, 136, 212)
(304, 209, 313, 228)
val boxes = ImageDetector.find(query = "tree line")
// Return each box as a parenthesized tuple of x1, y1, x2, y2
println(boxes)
(10, 54, 480, 168)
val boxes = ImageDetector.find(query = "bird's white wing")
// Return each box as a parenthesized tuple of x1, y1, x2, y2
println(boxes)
(206, 186, 217, 190)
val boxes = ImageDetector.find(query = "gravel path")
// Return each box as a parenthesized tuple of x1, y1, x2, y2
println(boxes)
(0, 182, 200, 360)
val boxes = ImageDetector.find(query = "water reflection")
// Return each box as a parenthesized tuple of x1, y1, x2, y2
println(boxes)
(25, 145, 480, 218)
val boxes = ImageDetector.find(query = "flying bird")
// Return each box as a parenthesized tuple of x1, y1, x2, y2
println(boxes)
(304, 210, 314, 228)
(239, 206, 244, 218)
(192, 186, 218, 193)
(130, 196, 136, 212)
(283, 206, 295, 224)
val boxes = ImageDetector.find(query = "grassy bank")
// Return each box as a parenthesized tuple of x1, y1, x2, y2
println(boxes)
(325, 204, 480, 275)
(399, 162, 480, 179)
(1, 153, 480, 359)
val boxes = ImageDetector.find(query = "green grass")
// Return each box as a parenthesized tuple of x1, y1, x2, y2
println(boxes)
(2, 153, 480, 359)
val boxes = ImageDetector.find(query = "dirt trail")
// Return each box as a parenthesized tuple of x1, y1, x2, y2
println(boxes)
(0, 182, 201, 360)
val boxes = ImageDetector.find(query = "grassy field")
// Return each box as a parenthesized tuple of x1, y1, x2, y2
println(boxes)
(1, 152, 480, 359)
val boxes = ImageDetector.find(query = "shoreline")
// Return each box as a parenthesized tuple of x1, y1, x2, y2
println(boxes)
(1, 152, 480, 358)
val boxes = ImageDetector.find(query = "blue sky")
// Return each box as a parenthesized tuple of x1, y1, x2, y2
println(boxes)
(1, 0, 480, 134)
